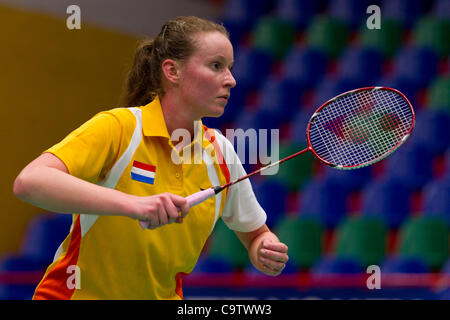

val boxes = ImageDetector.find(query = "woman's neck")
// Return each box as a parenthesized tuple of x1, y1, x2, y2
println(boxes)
(160, 93, 199, 144)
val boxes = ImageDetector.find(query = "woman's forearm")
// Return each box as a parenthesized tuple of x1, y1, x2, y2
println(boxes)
(13, 165, 135, 218)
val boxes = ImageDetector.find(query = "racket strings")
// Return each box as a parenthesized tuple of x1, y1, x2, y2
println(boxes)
(308, 89, 413, 168)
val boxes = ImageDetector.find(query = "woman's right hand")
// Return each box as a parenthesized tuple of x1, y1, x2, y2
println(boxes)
(130, 193, 190, 230)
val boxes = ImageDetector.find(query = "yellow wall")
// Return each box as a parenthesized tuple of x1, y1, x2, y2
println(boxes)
(0, 5, 138, 255)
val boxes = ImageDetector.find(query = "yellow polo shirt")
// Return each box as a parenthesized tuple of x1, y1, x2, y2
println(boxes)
(33, 96, 266, 300)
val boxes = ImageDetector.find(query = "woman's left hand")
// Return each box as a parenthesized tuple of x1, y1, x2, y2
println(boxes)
(256, 239, 289, 276)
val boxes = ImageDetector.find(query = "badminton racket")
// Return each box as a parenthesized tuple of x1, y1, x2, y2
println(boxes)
(139, 86, 415, 229)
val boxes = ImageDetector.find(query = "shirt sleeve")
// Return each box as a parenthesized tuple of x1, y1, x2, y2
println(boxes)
(214, 131, 267, 232)
(44, 109, 126, 184)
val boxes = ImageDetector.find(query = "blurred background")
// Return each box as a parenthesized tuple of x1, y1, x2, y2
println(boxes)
(0, 0, 448, 299)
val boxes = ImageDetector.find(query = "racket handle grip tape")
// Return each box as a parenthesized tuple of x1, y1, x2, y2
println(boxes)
(185, 187, 217, 207)
(139, 188, 216, 230)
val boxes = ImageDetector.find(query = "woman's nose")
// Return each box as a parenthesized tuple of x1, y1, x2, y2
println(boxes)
(224, 69, 236, 88)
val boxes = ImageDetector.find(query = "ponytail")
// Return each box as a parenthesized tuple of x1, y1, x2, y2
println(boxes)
(120, 39, 159, 107)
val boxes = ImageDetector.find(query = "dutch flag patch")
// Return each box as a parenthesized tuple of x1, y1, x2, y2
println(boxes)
(131, 160, 156, 184)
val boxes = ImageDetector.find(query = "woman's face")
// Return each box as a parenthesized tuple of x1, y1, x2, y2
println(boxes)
(178, 31, 236, 119)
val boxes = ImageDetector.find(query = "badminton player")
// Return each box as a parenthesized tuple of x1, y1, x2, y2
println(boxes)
(13, 16, 289, 300)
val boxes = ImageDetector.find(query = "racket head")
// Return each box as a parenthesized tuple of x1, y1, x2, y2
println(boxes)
(306, 87, 415, 170)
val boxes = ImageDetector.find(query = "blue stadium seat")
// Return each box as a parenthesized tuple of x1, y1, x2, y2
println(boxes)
(0, 213, 71, 299)
(203, 86, 246, 128)
(290, 109, 311, 145)
(376, 75, 420, 108)
(437, 286, 450, 300)
(204, 82, 250, 128)
(320, 165, 373, 192)
(436, 258, 450, 299)
(446, 150, 450, 179)
(231, 47, 274, 91)
(226, 85, 249, 120)
(230, 108, 264, 174)
(384, 138, 434, 189)
(309, 77, 361, 110)
(220, 0, 276, 45)
(329, 0, 374, 29)
(383, 0, 431, 28)
(233, 103, 293, 132)
(254, 109, 289, 130)
(220, 0, 248, 45)
(300, 176, 350, 228)
(381, 256, 430, 273)
(202, 116, 225, 132)
(275, 0, 321, 29)
(281, 46, 328, 89)
(393, 47, 439, 88)
(338, 47, 383, 85)
(414, 110, 450, 155)
(361, 177, 413, 229)
(0, 254, 44, 300)
(244, 260, 298, 280)
(20, 214, 72, 265)
(258, 76, 303, 122)
(423, 177, 450, 226)
(253, 179, 288, 228)
(232, 108, 260, 131)
(433, 0, 450, 18)
(311, 256, 364, 274)
(193, 255, 234, 274)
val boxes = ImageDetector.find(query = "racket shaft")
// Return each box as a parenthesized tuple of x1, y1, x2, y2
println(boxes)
(140, 147, 311, 229)
(222, 147, 310, 189)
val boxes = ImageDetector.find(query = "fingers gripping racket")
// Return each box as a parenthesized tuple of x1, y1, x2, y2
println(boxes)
(140, 87, 415, 229)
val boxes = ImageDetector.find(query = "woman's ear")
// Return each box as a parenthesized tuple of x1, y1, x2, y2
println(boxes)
(161, 59, 180, 85)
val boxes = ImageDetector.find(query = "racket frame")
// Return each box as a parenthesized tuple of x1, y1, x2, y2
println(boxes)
(306, 86, 415, 170)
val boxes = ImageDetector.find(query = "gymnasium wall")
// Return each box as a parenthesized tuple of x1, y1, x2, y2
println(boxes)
(0, 4, 138, 255)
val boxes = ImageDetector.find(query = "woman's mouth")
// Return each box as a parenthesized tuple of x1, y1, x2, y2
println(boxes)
(217, 95, 229, 102)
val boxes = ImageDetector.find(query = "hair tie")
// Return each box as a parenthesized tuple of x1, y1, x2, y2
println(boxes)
(161, 25, 168, 41)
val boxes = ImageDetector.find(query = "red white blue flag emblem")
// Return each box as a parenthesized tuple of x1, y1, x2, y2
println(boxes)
(131, 160, 156, 184)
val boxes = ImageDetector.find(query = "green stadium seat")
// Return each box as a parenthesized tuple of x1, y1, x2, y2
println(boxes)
(360, 19, 404, 58)
(251, 16, 296, 60)
(274, 215, 324, 269)
(413, 17, 450, 57)
(307, 16, 349, 59)
(334, 216, 388, 267)
(397, 216, 449, 270)
(207, 219, 249, 269)
(428, 76, 450, 113)
(267, 142, 314, 191)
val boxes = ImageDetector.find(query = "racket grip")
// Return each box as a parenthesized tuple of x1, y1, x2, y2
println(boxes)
(139, 188, 216, 230)
(186, 188, 216, 207)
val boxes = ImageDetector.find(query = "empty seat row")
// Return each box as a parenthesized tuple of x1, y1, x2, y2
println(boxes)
(202, 215, 448, 273)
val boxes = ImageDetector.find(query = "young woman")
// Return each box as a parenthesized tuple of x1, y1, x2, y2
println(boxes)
(13, 16, 289, 300)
